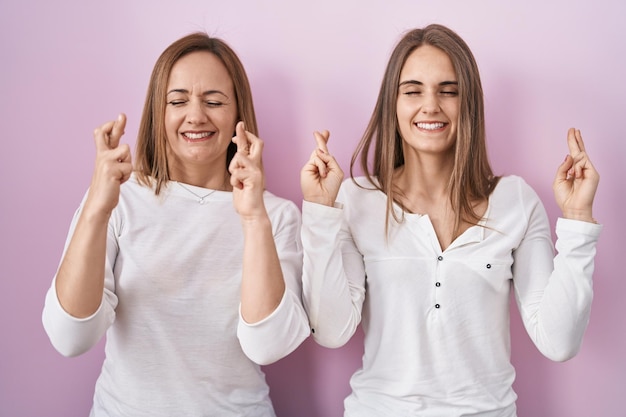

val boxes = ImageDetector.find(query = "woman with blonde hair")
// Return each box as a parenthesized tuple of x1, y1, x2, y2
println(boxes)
(43, 32, 309, 416)
(301, 24, 601, 416)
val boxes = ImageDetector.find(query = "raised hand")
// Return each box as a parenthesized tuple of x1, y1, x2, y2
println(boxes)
(54, 114, 132, 318)
(300, 130, 344, 206)
(553, 128, 599, 223)
(229, 121, 267, 220)
(85, 114, 132, 217)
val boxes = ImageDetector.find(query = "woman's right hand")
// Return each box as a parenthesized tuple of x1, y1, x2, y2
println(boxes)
(85, 114, 132, 217)
(300, 130, 344, 206)
(53, 114, 131, 319)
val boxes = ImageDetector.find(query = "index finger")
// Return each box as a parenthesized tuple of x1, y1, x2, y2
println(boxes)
(93, 119, 117, 152)
(232, 121, 250, 154)
(108, 113, 127, 149)
(243, 129, 264, 160)
(314, 130, 330, 153)
(567, 127, 586, 156)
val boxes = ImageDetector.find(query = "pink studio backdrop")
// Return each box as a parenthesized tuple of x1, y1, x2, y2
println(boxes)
(1, 1, 624, 416)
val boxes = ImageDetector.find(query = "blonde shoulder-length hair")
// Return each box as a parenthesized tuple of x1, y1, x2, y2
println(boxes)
(351, 24, 499, 237)
(134, 32, 258, 194)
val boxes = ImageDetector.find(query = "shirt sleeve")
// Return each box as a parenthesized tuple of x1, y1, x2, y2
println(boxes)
(512, 184, 602, 362)
(237, 200, 310, 365)
(300, 193, 367, 348)
(41, 200, 118, 357)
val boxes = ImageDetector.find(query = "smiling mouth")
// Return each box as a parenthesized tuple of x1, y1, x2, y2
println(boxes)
(182, 131, 214, 141)
(416, 122, 446, 130)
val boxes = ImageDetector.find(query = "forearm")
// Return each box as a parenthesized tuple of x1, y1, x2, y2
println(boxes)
(239, 214, 285, 323)
(302, 201, 365, 348)
(538, 219, 600, 358)
(55, 206, 109, 318)
(516, 218, 601, 361)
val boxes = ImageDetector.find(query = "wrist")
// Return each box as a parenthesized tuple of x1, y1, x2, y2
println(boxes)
(561, 209, 597, 224)
(304, 196, 336, 207)
(239, 211, 271, 227)
(81, 201, 114, 224)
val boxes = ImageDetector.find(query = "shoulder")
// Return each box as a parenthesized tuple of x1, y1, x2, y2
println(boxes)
(115, 174, 161, 212)
(491, 175, 544, 218)
(339, 176, 380, 198)
(263, 190, 301, 221)
(337, 177, 387, 221)
(493, 175, 538, 198)
(119, 172, 154, 196)
(495, 174, 525, 188)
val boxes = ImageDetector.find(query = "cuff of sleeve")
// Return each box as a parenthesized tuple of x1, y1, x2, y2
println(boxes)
(556, 217, 603, 238)
(302, 200, 343, 220)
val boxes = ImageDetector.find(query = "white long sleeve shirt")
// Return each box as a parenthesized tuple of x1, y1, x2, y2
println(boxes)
(301, 175, 601, 417)
(42, 174, 310, 417)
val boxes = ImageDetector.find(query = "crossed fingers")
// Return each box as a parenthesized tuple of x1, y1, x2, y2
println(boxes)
(94, 114, 126, 152)
(229, 121, 264, 190)
(565, 128, 592, 180)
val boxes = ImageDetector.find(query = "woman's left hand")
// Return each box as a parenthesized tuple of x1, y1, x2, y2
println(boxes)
(229, 121, 267, 220)
(553, 128, 600, 223)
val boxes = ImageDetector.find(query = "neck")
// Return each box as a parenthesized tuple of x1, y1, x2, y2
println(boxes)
(170, 166, 232, 191)
(394, 152, 454, 201)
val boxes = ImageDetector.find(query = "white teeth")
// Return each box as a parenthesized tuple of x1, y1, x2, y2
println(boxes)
(185, 132, 211, 139)
(416, 122, 445, 130)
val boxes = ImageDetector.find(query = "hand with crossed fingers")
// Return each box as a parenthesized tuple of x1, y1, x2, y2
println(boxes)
(553, 128, 600, 223)
(228, 121, 268, 220)
(54, 113, 132, 318)
(301, 130, 344, 207)
(85, 113, 133, 217)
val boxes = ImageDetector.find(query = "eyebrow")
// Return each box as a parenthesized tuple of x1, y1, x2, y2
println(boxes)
(398, 80, 458, 87)
(166, 89, 229, 97)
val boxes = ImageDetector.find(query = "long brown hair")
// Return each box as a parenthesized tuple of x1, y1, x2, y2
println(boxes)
(351, 24, 499, 237)
(135, 32, 258, 194)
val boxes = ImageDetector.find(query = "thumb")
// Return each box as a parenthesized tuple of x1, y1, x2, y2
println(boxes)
(555, 154, 573, 185)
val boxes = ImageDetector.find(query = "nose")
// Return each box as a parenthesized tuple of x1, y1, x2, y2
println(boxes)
(186, 100, 209, 124)
(421, 92, 441, 114)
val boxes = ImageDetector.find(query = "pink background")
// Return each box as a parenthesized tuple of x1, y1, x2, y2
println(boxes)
(1, 1, 624, 416)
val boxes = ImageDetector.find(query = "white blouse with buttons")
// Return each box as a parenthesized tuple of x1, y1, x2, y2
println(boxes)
(301, 175, 602, 417)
